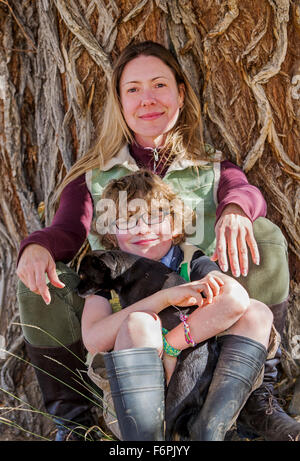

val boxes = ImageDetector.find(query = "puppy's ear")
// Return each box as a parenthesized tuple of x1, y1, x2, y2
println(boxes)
(100, 251, 118, 273)
(91, 255, 107, 271)
(90, 256, 112, 283)
(78, 253, 110, 279)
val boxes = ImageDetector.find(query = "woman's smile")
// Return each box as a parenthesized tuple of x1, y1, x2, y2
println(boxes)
(138, 112, 165, 121)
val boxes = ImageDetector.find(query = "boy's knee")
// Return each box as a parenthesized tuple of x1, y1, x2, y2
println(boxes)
(125, 311, 162, 348)
(221, 276, 250, 318)
(127, 311, 161, 332)
(246, 300, 274, 327)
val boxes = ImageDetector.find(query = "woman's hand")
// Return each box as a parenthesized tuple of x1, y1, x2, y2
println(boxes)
(16, 244, 65, 305)
(211, 204, 260, 277)
(163, 273, 225, 308)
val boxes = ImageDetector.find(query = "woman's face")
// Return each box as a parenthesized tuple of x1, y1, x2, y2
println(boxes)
(119, 55, 185, 148)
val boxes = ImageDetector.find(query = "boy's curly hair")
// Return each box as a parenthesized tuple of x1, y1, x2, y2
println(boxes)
(98, 170, 193, 250)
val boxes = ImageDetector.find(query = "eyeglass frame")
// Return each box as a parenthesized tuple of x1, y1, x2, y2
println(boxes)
(113, 209, 171, 231)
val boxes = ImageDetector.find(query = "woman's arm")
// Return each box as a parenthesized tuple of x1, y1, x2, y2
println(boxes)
(17, 174, 93, 265)
(216, 160, 267, 222)
(16, 175, 93, 304)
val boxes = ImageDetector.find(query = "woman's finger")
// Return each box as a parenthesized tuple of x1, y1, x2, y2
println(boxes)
(26, 269, 39, 294)
(237, 228, 249, 277)
(214, 226, 229, 272)
(47, 263, 65, 289)
(35, 269, 51, 305)
(246, 226, 260, 266)
(227, 228, 240, 277)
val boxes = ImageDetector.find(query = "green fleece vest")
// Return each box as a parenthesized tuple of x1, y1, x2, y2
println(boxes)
(86, 148, 219, 256)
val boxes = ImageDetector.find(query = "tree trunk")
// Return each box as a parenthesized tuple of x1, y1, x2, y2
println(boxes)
(0, 0, 299, 440)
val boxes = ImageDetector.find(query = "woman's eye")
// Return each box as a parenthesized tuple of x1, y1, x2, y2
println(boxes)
(127, 87, 138, 93)
(155, 83, 166, 88)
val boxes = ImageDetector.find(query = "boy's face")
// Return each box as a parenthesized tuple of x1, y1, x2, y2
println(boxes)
(115, 209, 174, 260)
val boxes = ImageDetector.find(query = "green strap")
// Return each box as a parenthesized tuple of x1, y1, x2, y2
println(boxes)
(179, 262, 190, 282)
(162, 328, 181, 357)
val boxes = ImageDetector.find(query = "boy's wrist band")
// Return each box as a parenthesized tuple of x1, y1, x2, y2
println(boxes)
(171, 305, 197, 348)
(162, 328, 181, 357)
(179, 312, 196, 347)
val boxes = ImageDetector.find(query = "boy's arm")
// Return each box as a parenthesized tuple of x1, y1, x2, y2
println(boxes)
(81, 295, 113, 355)
(82, 282, 207, 354)
(82, 290, 171, 354)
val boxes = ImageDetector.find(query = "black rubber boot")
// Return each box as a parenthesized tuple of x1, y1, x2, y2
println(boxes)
(103, 347, 165, 441)
(189, 334, 267, 441)
(25, 340, 99, 441)
(237, 300, 300, 441)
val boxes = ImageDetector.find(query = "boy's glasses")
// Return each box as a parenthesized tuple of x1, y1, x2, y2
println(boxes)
(114, 210, 170, 230)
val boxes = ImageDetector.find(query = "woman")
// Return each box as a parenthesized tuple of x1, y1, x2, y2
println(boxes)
(16, 41, 297, 441)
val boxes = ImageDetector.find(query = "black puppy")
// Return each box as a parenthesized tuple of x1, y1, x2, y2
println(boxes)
(77, 249, 197, 329)
(77, 249, 219, 440)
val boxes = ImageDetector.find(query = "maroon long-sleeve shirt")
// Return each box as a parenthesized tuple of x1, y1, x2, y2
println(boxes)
(17, 146, 267, 265)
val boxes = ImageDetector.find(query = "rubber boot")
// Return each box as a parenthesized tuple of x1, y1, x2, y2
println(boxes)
(237, 300, 300, 441)
(189, 334, 267, 441)
(25, 340, 99, 441)
(103, 347, 165, 441)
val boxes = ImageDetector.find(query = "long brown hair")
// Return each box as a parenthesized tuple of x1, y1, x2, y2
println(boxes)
(54, 41, 206, 204)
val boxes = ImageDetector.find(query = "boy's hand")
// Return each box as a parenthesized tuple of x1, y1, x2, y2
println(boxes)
(163, 273, 224, 308)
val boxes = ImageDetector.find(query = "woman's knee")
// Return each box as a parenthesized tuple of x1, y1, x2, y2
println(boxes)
(17, 264, 84, 347)
(242, 217, 290, 305)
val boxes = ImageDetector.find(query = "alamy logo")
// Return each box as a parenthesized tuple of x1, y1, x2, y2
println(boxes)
(94, 193, 204, 242)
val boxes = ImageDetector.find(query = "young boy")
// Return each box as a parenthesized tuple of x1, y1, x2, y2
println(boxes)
(81, 170, 275, 441)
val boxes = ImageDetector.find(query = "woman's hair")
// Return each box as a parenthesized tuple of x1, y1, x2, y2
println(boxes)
(97, 170, 191, 250)
(54, 41, 206, 204)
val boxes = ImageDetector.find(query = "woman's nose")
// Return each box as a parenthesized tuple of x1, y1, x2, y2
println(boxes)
(141, 89, 156, 106)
